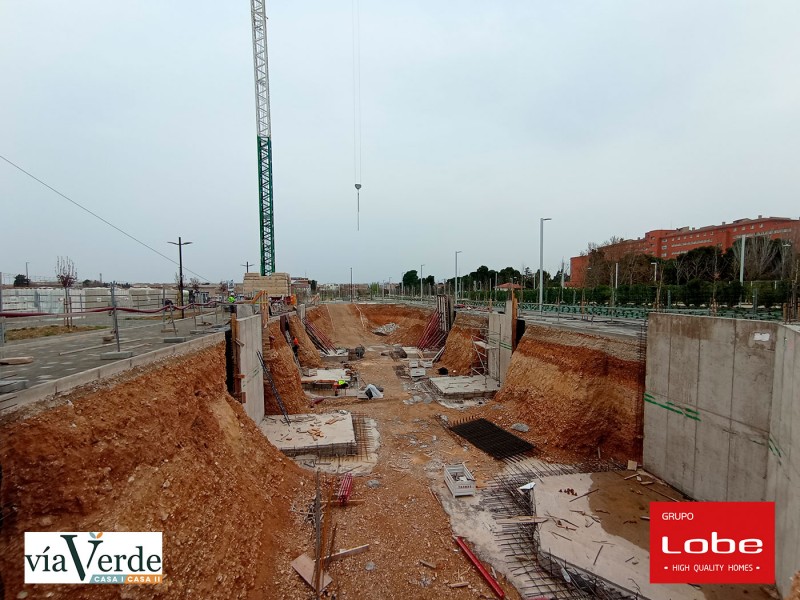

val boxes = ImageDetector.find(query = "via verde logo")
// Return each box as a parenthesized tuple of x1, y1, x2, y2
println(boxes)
(24, 531, 162, 584)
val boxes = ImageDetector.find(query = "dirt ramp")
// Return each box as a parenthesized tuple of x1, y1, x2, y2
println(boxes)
(354, 303, 434, 346)
(288, 313, 324, 368)
(486, 324, 644, 462)
(439, 313, 489, 374)
(263, 320, 308, 414)
(0, 343, 309, 599)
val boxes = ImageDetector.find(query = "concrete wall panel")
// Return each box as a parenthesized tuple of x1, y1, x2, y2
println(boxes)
(234, 314, 264, 425)
(692, 410, 731, 501)
(731, 321, 777, 431)
(696, 317, 735, 417)
(647, 316, 798, 596)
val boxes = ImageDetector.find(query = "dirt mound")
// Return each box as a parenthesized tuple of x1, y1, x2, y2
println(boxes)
(288, 313, 324, 368)
(0, 343, 309, 599)
(263, 320, 308, 414)
(439, 313, 488, 375)
(477, 324, 644, 463)
(354, 303, 433, 346)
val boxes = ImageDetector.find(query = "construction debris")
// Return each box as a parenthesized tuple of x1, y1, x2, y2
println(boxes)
(373, 323, 398, 336)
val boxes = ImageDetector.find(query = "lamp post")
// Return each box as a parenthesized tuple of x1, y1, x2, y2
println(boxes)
(539, 218, 551, 312)
(350, 267, 353, 302)
(241, 261, 254, 273)
(420, 264, 425, 299)
(739, 235, 747, 284)
(455, 251, 462, 302)
(651, 261, 658, 282)
(168, 237, 192, 319)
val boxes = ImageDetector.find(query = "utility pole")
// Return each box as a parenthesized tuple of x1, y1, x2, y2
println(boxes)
(168, 237, 192, 319)
(241, 261, 254, 273)
(420, 264, 425, 299)
(455, 251, 462, 302)
(539, 218, 551, 312)
(350, 267, 353, 302)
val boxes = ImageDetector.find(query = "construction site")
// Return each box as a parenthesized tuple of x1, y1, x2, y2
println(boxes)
(2, 1, 800, 599)
(0, 289, 798, 599)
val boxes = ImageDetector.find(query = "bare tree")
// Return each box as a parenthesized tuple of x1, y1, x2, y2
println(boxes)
(55, 256, 77, 327)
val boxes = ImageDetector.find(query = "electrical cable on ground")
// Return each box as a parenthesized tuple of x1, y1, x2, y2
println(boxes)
(0, 154, 210, 281)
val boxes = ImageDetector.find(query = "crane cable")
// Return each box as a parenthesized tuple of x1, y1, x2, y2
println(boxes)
(352, 0, 363, 231)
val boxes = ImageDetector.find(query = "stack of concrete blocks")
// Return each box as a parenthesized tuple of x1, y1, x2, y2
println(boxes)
(242, 272, 291, 297)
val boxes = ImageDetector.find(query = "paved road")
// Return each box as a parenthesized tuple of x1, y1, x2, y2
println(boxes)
(0, 309, 227, 389)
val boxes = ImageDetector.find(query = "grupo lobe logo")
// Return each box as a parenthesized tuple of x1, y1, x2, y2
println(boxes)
(24, 532, 163, 584)
(650, 502, 774, 584)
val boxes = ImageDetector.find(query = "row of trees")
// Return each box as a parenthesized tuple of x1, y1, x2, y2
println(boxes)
(399, 264, 566, 295)
(583, 236, 799, 288)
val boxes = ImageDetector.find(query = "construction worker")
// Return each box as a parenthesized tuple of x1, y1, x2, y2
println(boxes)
(292, 336, 299, 357)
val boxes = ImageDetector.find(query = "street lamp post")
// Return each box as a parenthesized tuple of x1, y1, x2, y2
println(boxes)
(241, 261, 254, 273)
(539, 218, 551, 312)
(168, 237, 192, 319)
(455, 251, 462, 302)
(350, 267, 353, 302)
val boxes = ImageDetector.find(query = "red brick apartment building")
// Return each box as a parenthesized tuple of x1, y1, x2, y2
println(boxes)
(569, 215, 800, 287)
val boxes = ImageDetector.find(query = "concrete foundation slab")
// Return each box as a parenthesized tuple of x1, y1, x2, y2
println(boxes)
(260, 412, 356, 457)
(533, 471, 763, 600)
(429, 375, 500, 399)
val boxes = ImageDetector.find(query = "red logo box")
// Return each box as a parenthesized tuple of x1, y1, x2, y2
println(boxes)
(650, 502, 774, 584)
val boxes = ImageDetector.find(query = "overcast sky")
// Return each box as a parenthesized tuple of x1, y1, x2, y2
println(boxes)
(2, 1, 800, 285)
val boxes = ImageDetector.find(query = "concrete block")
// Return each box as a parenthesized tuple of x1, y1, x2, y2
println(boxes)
(163, 337, 187, 343)
(100, 351, 134, 360)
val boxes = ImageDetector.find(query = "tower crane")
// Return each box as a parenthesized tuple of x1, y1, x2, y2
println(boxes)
(250, 0, 275, 275)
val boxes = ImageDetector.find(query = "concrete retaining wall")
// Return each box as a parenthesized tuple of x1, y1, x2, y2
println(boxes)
(233, 314, 264, 425)
(644, 314, 776, 501)
(767, 324, 800, 595)
(644, 314, 799, 596)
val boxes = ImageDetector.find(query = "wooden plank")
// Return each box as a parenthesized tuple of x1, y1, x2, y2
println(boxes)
(449, 582, 469, 588)
(325, 544, 370, 562)
(291, 554, 332, 591)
